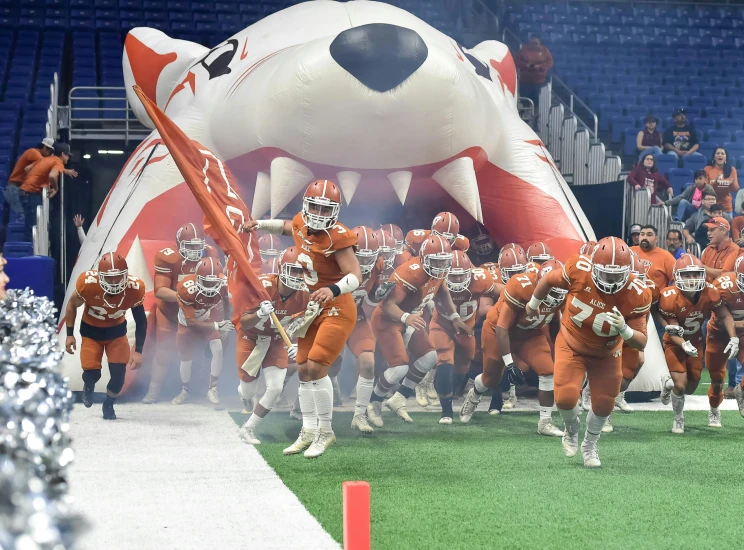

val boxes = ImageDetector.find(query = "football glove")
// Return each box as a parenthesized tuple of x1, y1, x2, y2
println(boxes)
(664, 324, 685, 338)
(724, 336, 739, 360)
(256, 300, 275, 319)
(215, 320, 235, 336)
(374, 281, 396, 301)
(505, 361, 526, 386)
(287, 343, 298, 361)
(607, 307, 626, 331)
(681, 340, 698, 357)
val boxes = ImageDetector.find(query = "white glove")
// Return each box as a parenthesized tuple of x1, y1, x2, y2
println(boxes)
(287, 343, 298, 361)
(681, 340, 698, 357)
(607, 307, 626, 332)
(724, 336, 740, 360)
(215, 320, 235, 337)
(664, 324, 685, 338)
(374, 281, 396, 301)
(256, 300, 275, 319)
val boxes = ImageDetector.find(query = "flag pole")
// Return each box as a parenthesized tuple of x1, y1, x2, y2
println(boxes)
(270, 311, 293, 348)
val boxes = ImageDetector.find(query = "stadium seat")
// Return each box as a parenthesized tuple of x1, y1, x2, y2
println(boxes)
(3, 242, 33, 258)
(721, 118, 744, 132)
(705, 106, 727, 121)
(600, 104, 622, 132)
(611, 115, 635, 144)
(626, 105, 649, 119)
(654, 154, 678, 176)
(682, 155, 707, 172)
(667, 168, 695, 195)
(734, 130, 744, 142)
(692, 117, 716, 137)
(707, 130, 731, 143)
(724, 142, 744, 161)
(6, 223, 25, 242)
(623, 128, 639, 156)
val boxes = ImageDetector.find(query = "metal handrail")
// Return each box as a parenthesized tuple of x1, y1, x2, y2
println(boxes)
(60, 173, 66, 287)
(41, 187, 49, 255)
(67, 86, 149, 144)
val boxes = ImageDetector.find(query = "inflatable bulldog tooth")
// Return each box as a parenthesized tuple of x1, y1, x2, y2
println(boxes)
(59, 0, 597, 390)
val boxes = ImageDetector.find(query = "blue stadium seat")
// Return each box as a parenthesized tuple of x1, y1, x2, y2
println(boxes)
(723, 142, 744, 161)
(734, 130, 744, 142)
(667, 168, 695, 195)
(623, 127, 639, 156)
(654, 154, 678, 176)
(627, 84, 647, 96)
(682, 155, 707, 172)
(688, 96, 708, 110)
(705, 106, 727, 121)
(698, 142, 718, 160)
(707, 130, 731, 143)
(612, 93, 635, 106)
(721, 118, 744, 132)
(654, 85, 675, 96)
(600, 104, 622, 131)
(3, 242, 34, 258)
(626, 105, 649, 119)
(6, 223, 25, 242)
(611, 115, 636, 143)
(685, 107, 702, 120)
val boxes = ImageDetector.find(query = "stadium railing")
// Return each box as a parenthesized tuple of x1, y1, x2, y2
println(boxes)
(64, 86, 150, 143)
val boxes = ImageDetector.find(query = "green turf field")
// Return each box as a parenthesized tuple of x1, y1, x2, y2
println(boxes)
(231, 408, 744, 549)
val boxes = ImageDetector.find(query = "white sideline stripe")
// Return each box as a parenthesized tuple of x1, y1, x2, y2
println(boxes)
(67, 402, 340, 550)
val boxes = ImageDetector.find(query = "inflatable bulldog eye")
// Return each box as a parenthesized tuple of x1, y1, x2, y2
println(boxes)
(192, 39, 239, 80)
(457, 44, 492, 81)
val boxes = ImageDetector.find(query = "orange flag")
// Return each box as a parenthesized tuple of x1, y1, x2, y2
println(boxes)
(132, 85, 269, 308)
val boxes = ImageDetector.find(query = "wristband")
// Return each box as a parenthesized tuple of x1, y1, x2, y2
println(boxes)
(214, 322, 219, 330)
(502, 353, 514, 365)
(334, 273, 360, 295)
(528, 295, 543, 310)
(400, 313, 410, 325)
(66, 326, 74, 337)
(256, 219, 285, 234)
(619, 324, 634, 341)
(328, 284, 341, 298)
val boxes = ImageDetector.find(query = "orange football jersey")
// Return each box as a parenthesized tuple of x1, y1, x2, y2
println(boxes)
(541, 254, 652, 357)
(489, 271, 563, 339)
(645, 278, 660, 304)
(75, 271, 146, 328)
(433, 267, 496, 330)
(153, 244, 220, 320)
(387, 257, 445, 315)
(242, 273, 309, 337)
(708, 273, 744, 337)
(405, 229, 469, 255)
(480, 262, 501, 281)
(291, 212, 357, 291)
(352, 257, 385, 310)
(176, 273, 227, 324)
(395, 250, 412, 267)
(658, 283, 721, 344)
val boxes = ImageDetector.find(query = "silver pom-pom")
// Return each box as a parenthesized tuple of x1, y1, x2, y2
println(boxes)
(0, 289, 79, 549)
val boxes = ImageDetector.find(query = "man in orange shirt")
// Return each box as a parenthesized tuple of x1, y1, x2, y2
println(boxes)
(4, 137, 54, 224)
(631, 225, 676, 291)
(701, 217, 740, 281)
(19, 143, 77, 242)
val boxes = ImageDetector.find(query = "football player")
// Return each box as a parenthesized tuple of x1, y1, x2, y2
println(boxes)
(259, 234, 283, 274)
(403, 212, 470, 259)
(236, 247, 310, 444)
(526, 242, 554, 265)
(143, 223, 219, 403)
(65, 253, 147, 420)
(527, 237, 652, 467)
(429, 251, 497, 423)
(242, 180, 362, 458)
(470, 225, 498, 264)
(368, 235, 471, 426)
(380, 223, 407, 267)
(658, 254, 738, 432)
(462, 259, 565, 436)
(171, 257, 233, 406)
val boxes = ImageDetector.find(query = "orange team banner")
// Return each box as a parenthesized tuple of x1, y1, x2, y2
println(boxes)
(132, 85, 269, 309)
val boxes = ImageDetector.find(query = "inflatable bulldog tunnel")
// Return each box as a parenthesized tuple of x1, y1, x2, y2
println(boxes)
(60, 0, 622, 391)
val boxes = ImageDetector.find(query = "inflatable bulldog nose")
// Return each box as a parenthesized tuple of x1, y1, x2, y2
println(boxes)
(330, 23, 428, 92)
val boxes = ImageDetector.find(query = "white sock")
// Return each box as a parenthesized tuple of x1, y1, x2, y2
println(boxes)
(209, 339, 223, 377)
(312, 376, 334, 431)
(401, 377, 417, 390)
(179, 360, 192, 385)
(355, 377, 374, 417)
(374, 365, 409, 397)
(298, 381, 317, 431)
(711, 406, 720, 414)
(671, 392, 685, 416)
(539, 406, 552, 422)
(245, 413, 262, 430)
(584, 411, 608, 444)
(558, 404, 580, 427)
(473, 374, 488, 395)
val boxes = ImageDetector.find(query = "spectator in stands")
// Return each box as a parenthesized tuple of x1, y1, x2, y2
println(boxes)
(73, 214, 86, 245)
(4, 138, 55, 224)
(663, 108, 702, 163)
(627, 153, 672, 204)
(636, 115, 663, 159)
(731, 214, 744, 247)
(701, 217, 739, 281)
(705, 147, 738, 221)
(665, 169, 715, 222)
(684, 195, 722, 249)
(666, 229, 684, 260)
(515, 34, 553, 116)
(631, 225, 675, 291)
(628, 224, 641, 246)
(19, 143, 78, 242)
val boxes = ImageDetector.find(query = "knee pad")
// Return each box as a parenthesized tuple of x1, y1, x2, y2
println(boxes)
(209, 338, 223, 355)
(434, 363, 454, 395)
(82, 369, 102, 387)
(413, 351, 437, 374)
(259, 367, 287, 410)
(239, 379, 258, 402)
(538, 375, 554, 391)
(106, 363, 126, 395)
(384, 364, 409, 385)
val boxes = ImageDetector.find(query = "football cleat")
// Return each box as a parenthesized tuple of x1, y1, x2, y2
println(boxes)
(581, 385, 592, 411)
(385, 392, 413, 423)
(102, 397, 116, 420)
(239, 425, 261, 445)
(424, 370, 438, 401)
(502, 385, 517, 410)
(172, 387, 190, 405)
(82, 385, 94, 408)
(459, 389, 480, 423)
(415, 383, 430, 408)
(207, 386, 220, 405)
(304, 428, 336, 458)
(367, 402, 384, 427)
(487, 408, 500, 416)
(581, 439, 601, 468)
(439, 416, 453, 425)
(283, 428, 316, 455)
(614, 392, 634, 413)
(672, 415, 685, 434)
(351, 414, 374, 434)
(601, 416, 614, 433)
(142, 382, 162, 404)
(734, 385, 744, 417)
(660, 374, 673, 405)
(537, 419, 564, 437)
(708, 408, 722, 428)
(562, 417, 580, 457)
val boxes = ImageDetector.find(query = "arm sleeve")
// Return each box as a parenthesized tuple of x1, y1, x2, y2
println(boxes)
(77, 226, 86, 245)
(627, 167, 640, 187)
(658, 174, 671, 191)
(689, 128, 699, 146)
(543, 49, 554, 70)
(131, 304, 147, 353)
(663, 127, 673, 146)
